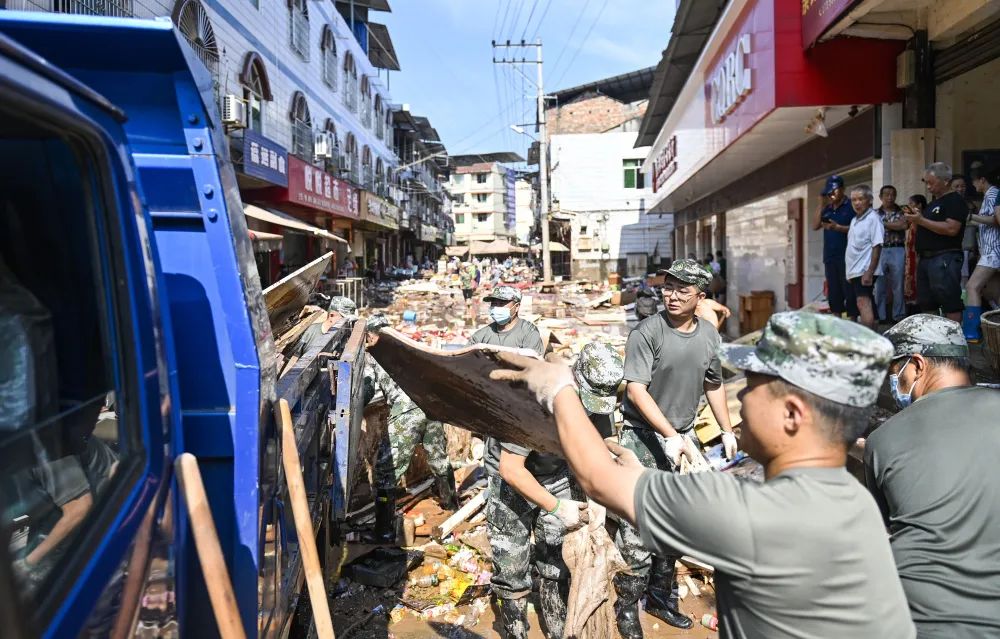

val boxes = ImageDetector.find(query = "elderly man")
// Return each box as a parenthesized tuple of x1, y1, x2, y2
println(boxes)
(491, 311, 916, 639)
(846, 185, 884, 329)
(366, 315, 459, 542)
(814, 174, 859, 320)
(615, 259, 737, 636)
(865, 314, 1000, 638)
(875, 185, 908, 323)
(905, 162, 967, 321)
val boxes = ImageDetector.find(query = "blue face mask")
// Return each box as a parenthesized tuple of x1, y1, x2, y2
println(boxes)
(490, 305, 512, 325)
(889, 358, 917, 409)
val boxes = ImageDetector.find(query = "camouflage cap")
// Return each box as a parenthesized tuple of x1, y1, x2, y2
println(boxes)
(328, 296, 357, 318)
(574, 342, 624, 415)
(719, 311, 893, 407)
(658, 259, 713, 291)
(483, 285, 522, 303)
(883, 314, 968, 359)
(366, 313, 390, 332)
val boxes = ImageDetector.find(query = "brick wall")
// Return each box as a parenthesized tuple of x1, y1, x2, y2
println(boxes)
(546, 92, 648, 137)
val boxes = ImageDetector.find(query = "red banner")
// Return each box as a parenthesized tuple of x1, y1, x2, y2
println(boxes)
(801, 0, 855, 49)
(277, 155, 360, 220)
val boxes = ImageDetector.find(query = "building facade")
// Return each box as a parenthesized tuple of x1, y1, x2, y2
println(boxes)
(5, 0, 454, 290)
(547, 73, 673, 281)
(638, 0, 1000, 335)
(449, 160, 517, 245)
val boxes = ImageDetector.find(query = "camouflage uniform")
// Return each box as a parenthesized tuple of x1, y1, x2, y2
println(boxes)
(369, 359, 452, 489)
(328, 295, 357, 318)
(883, 313, 969, 359)
(489, 342, 624, 639)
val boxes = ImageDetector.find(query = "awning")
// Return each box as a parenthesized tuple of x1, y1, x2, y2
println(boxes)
(248, 229, 282, 253)
(245, 204, 348, 245)
(445, 246, 468, 257)
(531, 242, 569, 253)
(470, 239, 527, 255)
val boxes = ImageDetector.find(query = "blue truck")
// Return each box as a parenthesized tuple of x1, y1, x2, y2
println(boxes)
(0, 11, 367, 638)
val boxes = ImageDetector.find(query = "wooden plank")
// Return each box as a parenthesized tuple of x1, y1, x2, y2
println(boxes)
(368, 329, 562, 456)
(432, 491, 486, 539)
(263, 252, 333, 330)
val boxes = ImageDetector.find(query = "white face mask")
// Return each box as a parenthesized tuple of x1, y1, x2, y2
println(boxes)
(889, 358, 917, 409)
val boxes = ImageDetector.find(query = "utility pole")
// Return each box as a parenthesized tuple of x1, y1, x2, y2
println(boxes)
(492, 39, 552, 282)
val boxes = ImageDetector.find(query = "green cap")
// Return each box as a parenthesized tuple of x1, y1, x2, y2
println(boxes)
(329, 296, 357, 317)
(573, 342, 624, 415)
(719, 311, 893, 407)
(659, 258, 713, 291)
(883, 314, 969, 359)
(366, 313, 390, 332)
(484, 285, 522, 303)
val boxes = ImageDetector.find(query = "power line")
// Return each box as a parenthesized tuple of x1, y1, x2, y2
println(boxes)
(528, 0, 552, 43)
(551, 0, 610, 89)
(519, 0, 540, 42)
(496, 0, 514, 40)
(547, 0, 592, 80)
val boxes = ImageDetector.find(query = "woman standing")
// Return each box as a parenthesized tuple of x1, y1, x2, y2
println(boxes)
(965, 164, 1000, 341)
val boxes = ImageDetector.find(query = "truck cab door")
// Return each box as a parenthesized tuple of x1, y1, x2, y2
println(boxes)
(0, 28, 178, 639)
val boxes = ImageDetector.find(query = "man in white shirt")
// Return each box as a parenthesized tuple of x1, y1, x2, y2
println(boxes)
(846, 185, 884, 329)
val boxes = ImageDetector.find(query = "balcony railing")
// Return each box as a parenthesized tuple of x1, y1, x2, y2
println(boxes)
(5, 0, 135, 16)
(291, 121, 314, 159)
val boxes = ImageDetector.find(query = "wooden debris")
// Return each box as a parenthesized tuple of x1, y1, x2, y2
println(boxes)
(684, 574, 702, 597)
(432, 491, 486, 539)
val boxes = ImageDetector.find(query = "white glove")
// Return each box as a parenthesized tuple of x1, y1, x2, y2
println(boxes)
(550, 499, 590, 532)
(722, 432, 739, 460)
(661, 434, 685, 466)
(489, 352, 577, 414)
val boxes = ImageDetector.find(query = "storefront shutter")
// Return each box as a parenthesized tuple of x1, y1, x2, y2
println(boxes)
(935, 17, 1000, 84)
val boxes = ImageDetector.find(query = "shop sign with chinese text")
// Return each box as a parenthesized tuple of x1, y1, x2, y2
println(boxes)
(286, 155, 360, 219)
(361, 192, 400, 230)
(243, 130, 288, 186)
(801, 0, 854, 49)
(652, 135, 678, 193)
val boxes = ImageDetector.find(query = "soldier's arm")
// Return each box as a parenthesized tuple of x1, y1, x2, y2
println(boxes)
(498, 449, 559, 513)
(626, 383, 680, 438)
(704, 382, 733, 433)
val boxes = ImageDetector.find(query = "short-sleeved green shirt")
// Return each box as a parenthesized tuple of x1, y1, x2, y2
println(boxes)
(622, 314, 722, 432)
(635, 467, 915, 639)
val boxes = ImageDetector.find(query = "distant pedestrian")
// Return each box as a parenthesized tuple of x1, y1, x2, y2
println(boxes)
(715, 250, 727, 280)
(905, 163, 967, 322)
(964, 163, 1000, 341)
(846, 185, 883, 329)
(814, 175, 858, 320)
(875, 185, 907, 323)
(459, 261, 480, 319)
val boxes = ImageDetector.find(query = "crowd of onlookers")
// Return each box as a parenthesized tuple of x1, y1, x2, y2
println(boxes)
(817, 162, 1000, 340)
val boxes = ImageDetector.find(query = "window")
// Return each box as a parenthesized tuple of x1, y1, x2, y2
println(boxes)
(0, 109, 142, 609)
(375, 158, 385, 196)
(476, 173, 488, 184)
(374, 95, 385, 140)
(360, 146, 372, 189)
(474, 193, 488, 203)
(342, 53, 358, 112)
(175, 0, 219, 79)
(345, 134, 358, 183)
(290, 92, 313, 159)
(240, 53, 271, 133)
(623, 159, 645, 189)
(455, 214, 465, 224)
(360, 77, 372, 128)
(320, 26, 337, 90)
(288, 0, 309, 60)
(475, 213, 489, 223)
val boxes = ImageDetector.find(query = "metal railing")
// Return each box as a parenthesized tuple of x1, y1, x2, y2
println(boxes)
(291, 121, 314, 160)
(289, 10, 309, 61)
(6, 0, 135, 15)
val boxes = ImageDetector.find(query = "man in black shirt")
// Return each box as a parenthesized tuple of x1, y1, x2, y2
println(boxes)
(904, 162, 967, 322)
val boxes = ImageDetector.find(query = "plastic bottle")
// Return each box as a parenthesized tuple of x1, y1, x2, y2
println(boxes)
(410, 574, 439, 588)
(701, 613, 718, 631)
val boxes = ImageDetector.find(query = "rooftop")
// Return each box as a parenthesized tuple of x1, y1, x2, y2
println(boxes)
(551, 66, 656, 106)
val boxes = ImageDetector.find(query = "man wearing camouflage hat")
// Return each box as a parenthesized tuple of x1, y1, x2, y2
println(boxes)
(365, 316, 459, 542)
(615, 258, 737, 635)
(866, 314, 1000, 638)
(295, 295, 357, 356)
(482, 340, 624, 639)
(490, 311, 916, 639)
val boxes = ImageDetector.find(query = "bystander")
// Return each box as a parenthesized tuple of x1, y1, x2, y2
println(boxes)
(964, 164, 1000, 341)
(813, 175, 858, 320)
(846, 185, 883, 329)
(875, 185, 907, 323)
(905, 163, 966, 322)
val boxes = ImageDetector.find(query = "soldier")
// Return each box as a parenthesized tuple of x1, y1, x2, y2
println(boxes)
(866, 314, 1000, 638)
(295, 295, 356, 356)
(616, 259, 737, 636)
(365, 316, 459, 543)
(491, 311, 917, 639)
(484, 342, 624, 639)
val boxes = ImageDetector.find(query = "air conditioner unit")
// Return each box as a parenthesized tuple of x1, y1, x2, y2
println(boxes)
(221, 95, 246, 128)
(314, 132, 333, 159)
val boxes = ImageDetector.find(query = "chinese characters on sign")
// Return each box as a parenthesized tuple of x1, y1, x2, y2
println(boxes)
(709, 33, 752, 124)
(801, 0, 854, 49)
(285, 155, 360, 219)
(361, 192, 400, 230)
(652, 135, 678, 193)
(242, 129, 288, 187)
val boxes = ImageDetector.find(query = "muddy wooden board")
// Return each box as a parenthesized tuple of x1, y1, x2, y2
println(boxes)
(263, 252, 333, 330)
(368, 328, 563, 456)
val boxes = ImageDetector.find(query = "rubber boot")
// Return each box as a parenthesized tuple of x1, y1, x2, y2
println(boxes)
(497, 596, 529, 639)
(645, 557, 692, 629)
(613, 573, 646, 639)
(538, 578, 568, 639)
(372, 488, 397, 544)
(963, 306, 982, 343)
(434, 472, 460, 511)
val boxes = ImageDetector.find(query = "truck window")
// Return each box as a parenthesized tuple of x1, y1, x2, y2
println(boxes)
(0, 111, 143, 609)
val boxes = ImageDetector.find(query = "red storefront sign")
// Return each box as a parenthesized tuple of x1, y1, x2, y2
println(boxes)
(263, 155, 360, 220)
(652, 135, 678, 193)
(801, 0, 856, 49)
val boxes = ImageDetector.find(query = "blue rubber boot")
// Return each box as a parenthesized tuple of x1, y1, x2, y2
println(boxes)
(963, 306, 982, 343)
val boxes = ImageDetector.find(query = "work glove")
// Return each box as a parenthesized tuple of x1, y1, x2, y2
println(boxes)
(660, 434, 686, 466)
(722, 432, 739, 460)
(550, 499, 590, 532)
(489, 351, 577, 414)
(606, 440, 643, 469)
